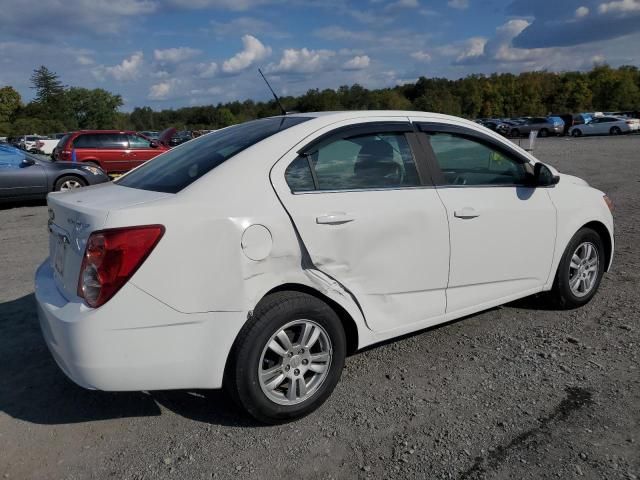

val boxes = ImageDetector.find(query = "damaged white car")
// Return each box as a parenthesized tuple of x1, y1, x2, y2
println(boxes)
(35, 111, 614, 423)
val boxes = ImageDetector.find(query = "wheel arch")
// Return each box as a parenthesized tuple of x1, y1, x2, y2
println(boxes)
(581, 220, 613, 271)
(260, 283, 360, 355)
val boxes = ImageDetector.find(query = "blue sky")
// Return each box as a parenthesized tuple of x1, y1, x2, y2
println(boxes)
(1, 0, 639, 110)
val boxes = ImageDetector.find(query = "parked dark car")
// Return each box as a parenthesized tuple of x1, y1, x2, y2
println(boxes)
(480, 120, 510, 136)
(0, 144, 110, 202)
(52, 128, 174, 174)
(169, 130, 193, 147)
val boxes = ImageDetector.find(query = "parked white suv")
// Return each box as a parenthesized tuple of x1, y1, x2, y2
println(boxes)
(35, 111, 614, 423)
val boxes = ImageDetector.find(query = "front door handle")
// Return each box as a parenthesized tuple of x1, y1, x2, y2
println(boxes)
(454, 207, 480, 219)
(316, 213, 355, 225)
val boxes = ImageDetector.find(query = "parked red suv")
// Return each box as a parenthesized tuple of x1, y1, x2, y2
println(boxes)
(52, 128, 175, 174)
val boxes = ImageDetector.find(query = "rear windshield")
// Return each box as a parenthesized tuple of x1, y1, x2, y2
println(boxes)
(117, 116, 311, 193)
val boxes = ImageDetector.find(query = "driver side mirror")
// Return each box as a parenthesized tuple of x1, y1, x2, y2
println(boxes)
(150, 141, 159, 148)
(21, 157, 36, 167)
(533, 162, 559, 187)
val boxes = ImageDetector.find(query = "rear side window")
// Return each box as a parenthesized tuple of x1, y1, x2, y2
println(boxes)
(427, 133, 527, 186)
(100, 134, 128, 149)
(286, 131, 421, 192)
(117, 117, 311, 194)
(73, 134, 99, 148)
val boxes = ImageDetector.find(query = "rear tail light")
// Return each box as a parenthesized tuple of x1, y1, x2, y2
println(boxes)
(61, 150, 71, 160)
(77, 225, 165, 308)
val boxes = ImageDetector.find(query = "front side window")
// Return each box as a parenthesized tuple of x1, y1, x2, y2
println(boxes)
(128, 134, 151, 148)
(286, 131, 420, 192)
(117, 116, 311, 193)
(427, 133, 527, 186)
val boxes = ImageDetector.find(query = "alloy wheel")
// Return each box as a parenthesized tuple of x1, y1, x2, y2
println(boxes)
(569, 241, 599, 297)
(258, 320, 332, 406)
(59, 179, 83, 191)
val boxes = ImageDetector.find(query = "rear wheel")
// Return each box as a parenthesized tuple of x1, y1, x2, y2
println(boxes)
(54, 175, 86, 192)
(225, 291, 346, 424)
(610, 126, 621, 135)
(571, 129, 582, 137)
(548, 228, 605, 309)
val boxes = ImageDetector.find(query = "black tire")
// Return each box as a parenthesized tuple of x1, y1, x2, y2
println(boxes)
(511, 128, 520, 137)
(54, 175, 86, 192)
(610, 126, 621, 135)
(571, 129, 582, 137)
(549, 227, 605, 309)
(538, 128, 548, 138)
(225, 291, 346, 424)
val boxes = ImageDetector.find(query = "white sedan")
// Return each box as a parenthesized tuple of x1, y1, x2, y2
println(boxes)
(569, 116, 634, 136)
(35, 111, 614, 423)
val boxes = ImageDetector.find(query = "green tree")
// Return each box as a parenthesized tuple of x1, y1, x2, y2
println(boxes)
(0, 86, 21, 124)
(64, 87, 123, 129)
(30, 66, 65, 104)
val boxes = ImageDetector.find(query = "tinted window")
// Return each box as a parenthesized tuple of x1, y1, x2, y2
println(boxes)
(117, 117, 311, 194)
(73, 134, 99, 148)
(128, 134, 151, 148)
(428, 133, 527, 186)
(100, 134, 128, 149)
(285, 156, 315, 192)
(286, 131, 420, 192)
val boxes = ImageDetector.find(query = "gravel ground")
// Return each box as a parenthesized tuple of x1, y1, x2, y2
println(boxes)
(0, 136, 638, 480)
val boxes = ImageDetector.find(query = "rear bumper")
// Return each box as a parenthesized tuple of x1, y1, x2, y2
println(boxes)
(35, 261, 246, 391)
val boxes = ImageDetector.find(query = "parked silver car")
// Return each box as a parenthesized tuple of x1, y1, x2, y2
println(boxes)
(510, 117, 564, 137)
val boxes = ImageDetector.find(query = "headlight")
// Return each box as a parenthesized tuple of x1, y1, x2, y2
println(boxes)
(81, 165, 102, 176)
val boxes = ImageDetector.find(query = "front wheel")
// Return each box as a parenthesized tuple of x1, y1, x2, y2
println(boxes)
(54, 175, 86, 192)
(610, 126, 621, 135)
(538, 128, 548, 137)
(225, 292, 346, 424)
(571, 129, 582, 137)
(511, 128, 520, 137)
(549, 228, 605, 309)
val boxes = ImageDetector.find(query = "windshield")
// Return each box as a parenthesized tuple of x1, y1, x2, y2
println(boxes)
(117, 116, 311, 193)
(0, 144, 37, 167)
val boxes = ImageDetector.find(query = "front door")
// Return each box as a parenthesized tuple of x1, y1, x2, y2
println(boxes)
(271, 120, 450, 333)
(414, 121, 557, 314)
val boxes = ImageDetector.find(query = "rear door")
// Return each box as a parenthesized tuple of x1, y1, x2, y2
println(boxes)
(413, 120, 556, 314)
(98, 133, 131, 172)
(270, 119, 450, 333)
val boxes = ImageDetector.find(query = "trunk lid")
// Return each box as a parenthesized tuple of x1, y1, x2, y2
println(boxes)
(47, 183, 172, 300)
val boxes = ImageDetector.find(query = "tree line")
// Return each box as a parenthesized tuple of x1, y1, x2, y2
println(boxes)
(1, 64, 639, 136)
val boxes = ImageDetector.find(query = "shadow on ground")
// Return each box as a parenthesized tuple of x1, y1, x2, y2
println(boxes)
(0, 293, 258, 427)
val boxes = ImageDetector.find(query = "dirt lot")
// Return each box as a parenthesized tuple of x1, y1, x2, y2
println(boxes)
(1, 136, 638, 480)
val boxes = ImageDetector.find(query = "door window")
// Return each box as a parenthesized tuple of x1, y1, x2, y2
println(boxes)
(427, 133, 527, 186)
(100, 134, 128, 149)
(286, 132, 420, 192)
(73, 134, 100, 148)
(128, 134, 152, 148)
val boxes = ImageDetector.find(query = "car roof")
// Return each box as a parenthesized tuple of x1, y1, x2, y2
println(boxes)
(70, 130, 137, 134)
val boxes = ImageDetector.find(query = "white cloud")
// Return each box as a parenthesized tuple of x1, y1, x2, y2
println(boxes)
(411, 50, 432, 62)
(575, 6, 590, 17)
(387, 0, 419, 9)
(268, 48, 335, 73)
(197, 62, 219, 78)
(148, 79, 179, 100)
(154, 47, 201, 63)
(165, 0, 274, 11)
(222, 35, 271, 74)
(342, 55, 370, 70)
(598, 0, 640, 13)
(447, 0, 469, 10)
(456, 37, 487, 62)
(97, 51, 144, 81)
(76, 55, 94, 65)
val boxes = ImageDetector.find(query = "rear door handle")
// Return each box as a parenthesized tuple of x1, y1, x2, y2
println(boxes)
(316, 213, 355, 225)
(454, 207, 480, 219)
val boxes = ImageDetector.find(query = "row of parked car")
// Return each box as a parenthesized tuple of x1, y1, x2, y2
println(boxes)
(476, 112, 640, 138)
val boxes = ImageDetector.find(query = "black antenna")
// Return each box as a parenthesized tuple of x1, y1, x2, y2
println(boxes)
(258, 68, 287, 116)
